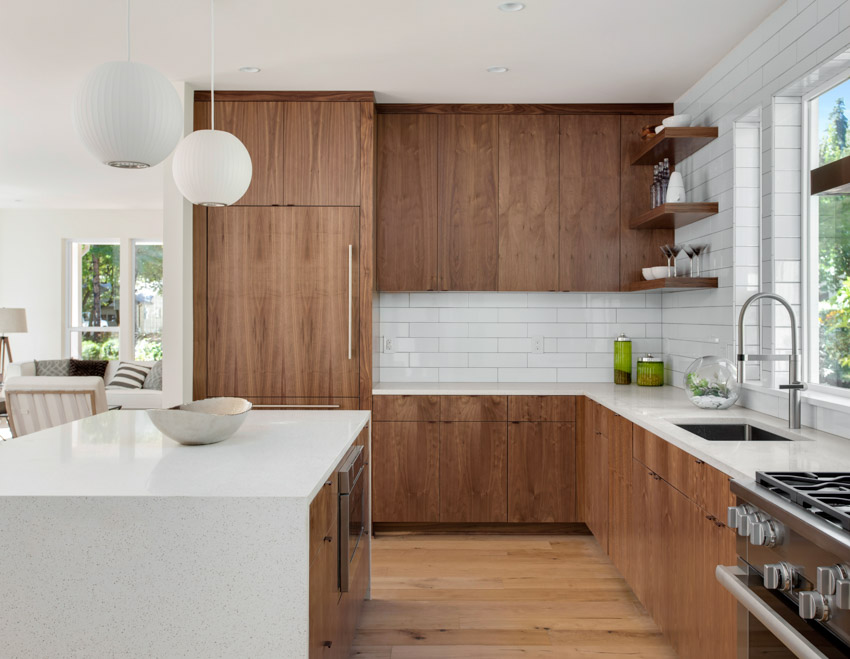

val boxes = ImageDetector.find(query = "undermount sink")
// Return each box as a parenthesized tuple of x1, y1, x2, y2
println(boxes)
(675, 423, 793, 442)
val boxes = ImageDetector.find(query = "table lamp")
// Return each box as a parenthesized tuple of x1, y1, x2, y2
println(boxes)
(0, 308, 27, 382)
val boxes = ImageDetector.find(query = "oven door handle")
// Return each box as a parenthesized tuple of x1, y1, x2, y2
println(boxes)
(716, 566, 829, 659)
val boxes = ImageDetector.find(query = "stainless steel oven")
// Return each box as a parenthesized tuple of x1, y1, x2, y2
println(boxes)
(338, 444, 365, 593)
(722, 474, 850, 658)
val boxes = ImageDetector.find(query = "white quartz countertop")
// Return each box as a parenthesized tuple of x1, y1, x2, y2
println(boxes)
(373, 382, 850, 481)
(0, 410, 370, 499)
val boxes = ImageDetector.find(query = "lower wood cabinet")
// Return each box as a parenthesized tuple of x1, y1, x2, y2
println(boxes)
(583, 400, 610, 552)
(507, 421, 576, 523)
(440, 422, 508, 522)
(372, 421, 440, 522)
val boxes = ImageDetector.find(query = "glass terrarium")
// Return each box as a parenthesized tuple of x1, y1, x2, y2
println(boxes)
(683, 356, 740, 410)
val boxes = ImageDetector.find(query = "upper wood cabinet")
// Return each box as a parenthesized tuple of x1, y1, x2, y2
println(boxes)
(194, 101, 286, 206)
(376, 114, 438, 291)
(560, 115, 621, 291)
(498, 116, 560, 291)
(205, 206, 359, 398)
(619, 114, 673, 289)
(438, 115, 500, 291)
(284, 102, 361, 206)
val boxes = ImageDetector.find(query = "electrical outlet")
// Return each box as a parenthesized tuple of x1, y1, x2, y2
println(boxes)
(384, 336, 395, 354)
(532, 336, 544, 354)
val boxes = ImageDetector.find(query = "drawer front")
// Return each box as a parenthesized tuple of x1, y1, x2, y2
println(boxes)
(247, 397, 361, 410)
(372, 395, 440, 421)
(594, 401, 613, 437)
(309, 476, 339, 562)
(309, 527, 340, 658)
(508, 395, 576, 422)
(697, 462, 735, 522)
(441, 395, 507, 421)
(632, 426, 702, 503)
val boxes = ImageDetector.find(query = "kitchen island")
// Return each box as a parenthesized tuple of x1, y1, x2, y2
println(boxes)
(0, 409, 371, 658)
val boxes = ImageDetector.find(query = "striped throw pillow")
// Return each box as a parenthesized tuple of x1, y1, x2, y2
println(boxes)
(107, 362, 153, 389)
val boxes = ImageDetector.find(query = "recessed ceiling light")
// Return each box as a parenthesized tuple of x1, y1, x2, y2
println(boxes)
(487, 66, 509, 74)
(238, 66, 261, 73)
(498, 2, 525, 11)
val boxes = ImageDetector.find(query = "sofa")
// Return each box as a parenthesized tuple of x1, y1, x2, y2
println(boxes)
(6, 360, 163, 410)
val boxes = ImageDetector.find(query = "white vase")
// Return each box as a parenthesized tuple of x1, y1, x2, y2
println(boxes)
(666, 171, 685, 203)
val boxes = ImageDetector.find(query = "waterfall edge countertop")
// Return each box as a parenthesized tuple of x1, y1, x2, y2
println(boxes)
(0, 409, 371, 497)
(373, 382, 850, 481)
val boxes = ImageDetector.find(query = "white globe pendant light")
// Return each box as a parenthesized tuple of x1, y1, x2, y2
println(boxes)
(172, 0, 252, 206)
(72, 0, 182, 168)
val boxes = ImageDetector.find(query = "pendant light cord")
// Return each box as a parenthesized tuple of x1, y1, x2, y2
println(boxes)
(210, 0, 215, 130)
(126, 0, 131, 61)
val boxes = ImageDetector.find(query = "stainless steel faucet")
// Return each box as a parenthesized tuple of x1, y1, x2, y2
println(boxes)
(737, 292, 805, 429)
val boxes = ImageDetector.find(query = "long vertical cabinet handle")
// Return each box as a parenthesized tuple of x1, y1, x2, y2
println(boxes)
(348, 244, 353, 360)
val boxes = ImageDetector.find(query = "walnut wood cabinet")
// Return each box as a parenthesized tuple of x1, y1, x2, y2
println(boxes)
(204, 206, 359, 399)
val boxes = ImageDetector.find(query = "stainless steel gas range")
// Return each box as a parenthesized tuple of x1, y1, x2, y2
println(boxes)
(723, 472, 850, 658)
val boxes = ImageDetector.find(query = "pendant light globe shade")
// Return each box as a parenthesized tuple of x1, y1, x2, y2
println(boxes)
(72, 61, 183, 168)
(171, 130, 252, 206)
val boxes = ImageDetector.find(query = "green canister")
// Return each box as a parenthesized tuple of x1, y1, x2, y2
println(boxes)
(637, 354, 664, 386)
(614, 334, 632, 385)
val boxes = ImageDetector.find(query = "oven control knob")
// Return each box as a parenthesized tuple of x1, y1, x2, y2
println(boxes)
(738, 512, 766, 537)
(817, 565, 850, 595)
(799, 591, 830, 622)
(763, 562, 794, 592)
(727, 504, 754, 529)
(750, 520, 782, 547)
(835, 579, 850, 610)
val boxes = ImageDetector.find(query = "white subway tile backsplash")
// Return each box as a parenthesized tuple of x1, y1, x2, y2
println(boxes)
(410, 353, 468, 368)
(468, 292, 528, 307)
(409, 323, 469, 337)
(498, 368, 557, 383)
(439, 368, 497, 382)
(498, 308, 557, 323)
(409, 292, 468, 307)
(395, 337, 439, 352)
(440, 337, 498, 352)
(468, 323, 528, 337)
(439, 308, 498, 323)
(528, 323, 588, 338)
(380, 307, 440, 323)
(469, 353, 527, 368)
(528, 353, 586, 368)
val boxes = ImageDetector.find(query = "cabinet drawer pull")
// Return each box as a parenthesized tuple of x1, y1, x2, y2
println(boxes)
(348, 244, 353, 361)
(706, 515, 717, 521)
(323, 536, 333, 543)
(323, 641, 333, 648)
(324, 480, 332, 487)
(253, 404, 341, 409)
(695, 459, 705, 465)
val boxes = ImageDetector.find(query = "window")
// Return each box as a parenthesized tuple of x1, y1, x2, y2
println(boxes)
(806, 75, 850, 389)
(67, 239, 162, 363)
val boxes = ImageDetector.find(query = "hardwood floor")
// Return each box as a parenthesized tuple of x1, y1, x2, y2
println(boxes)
(351, 534, 677, 658)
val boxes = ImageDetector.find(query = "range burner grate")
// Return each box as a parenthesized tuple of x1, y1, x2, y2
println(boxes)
(756, 472, 850, 531)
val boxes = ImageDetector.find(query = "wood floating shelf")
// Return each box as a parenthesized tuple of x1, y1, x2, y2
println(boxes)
(631, 127, 718, 166)
(627, 277, 718, 293)
(629, 202, 719, 230)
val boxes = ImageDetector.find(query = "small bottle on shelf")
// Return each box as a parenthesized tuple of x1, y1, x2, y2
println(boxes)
(651, 165, 659, 208)
(660, 158, 670, 204)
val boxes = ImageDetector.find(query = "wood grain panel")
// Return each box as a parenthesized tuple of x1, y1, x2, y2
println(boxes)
(309, 476, 338, 562)
(560, 115, 621, 291)
(284, 102, 360, 205)
(377, 103, 675, 115)
(608, 415, 633, 580)
(372, 395, 440, 421)
(696, 462, 735, 523)
(440, 395, 507, 421)
(508, 395, 576, 422)
(507, 422, 576, 523)
(359, 101, 376, 411)
(619, 114, 673, 289)
(206, 206, 359, 398)
(372, 422, 440, 523)
(438, 114, 499, 290)
(197, 101, 285, 205)
(440, 422, 508, 523)
(575, 397, 592, 522)
(309, 522, 339, 657)
(585, 425, 609, 552)
(498, 115, 559, 291)
(192, 205, 207, 401)
(245, 397, 360, 410)
(196, 90, 374, 102)
(593, 401, 613, 438)
(377, 114, 438, 291)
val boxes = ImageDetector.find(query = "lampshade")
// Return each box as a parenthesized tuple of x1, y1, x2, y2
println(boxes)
(72, 61, 183, 168)
(0, 308, 27, 334)
(172, 129, 253, 206)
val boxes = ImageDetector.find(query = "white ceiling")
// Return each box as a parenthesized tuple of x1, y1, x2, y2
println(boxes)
(0, 0, 784, 210)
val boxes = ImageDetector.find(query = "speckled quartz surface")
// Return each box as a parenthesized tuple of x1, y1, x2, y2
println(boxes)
(374, 382, 850, 481)
(0, 410, 370, 658)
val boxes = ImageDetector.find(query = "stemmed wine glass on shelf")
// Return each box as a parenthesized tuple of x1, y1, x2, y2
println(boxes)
(660, 245, 674, 278)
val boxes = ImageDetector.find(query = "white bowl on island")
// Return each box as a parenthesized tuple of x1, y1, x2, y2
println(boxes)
(147, 397, 252, 445)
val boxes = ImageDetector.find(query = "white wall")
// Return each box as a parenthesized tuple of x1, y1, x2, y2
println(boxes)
(377, 291, 663, 383)
(0, 209, 162, 364)
(668, 0, 850, 435)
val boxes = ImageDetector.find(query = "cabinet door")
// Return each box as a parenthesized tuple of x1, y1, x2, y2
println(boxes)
(699, 518, 737, 659)
(440, 422, 507, 522)
(498, 115, 559, 291)
(560, 115, 621, 291)
(619, 114, 673, 289)
(585, 420, 609, 551)
(206, 206, 359, 397)
(284, 102, 360, 205)
(438, 115, 499, 290)
(608, 415, 633, 577)
(193, 101, 286, 206)
(309, 524, 339, 658)
(630, 460, 654, 608)
(377, 114, 438, 291)
(372, 422, 440, 522)
(507, 422, 576, 523)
